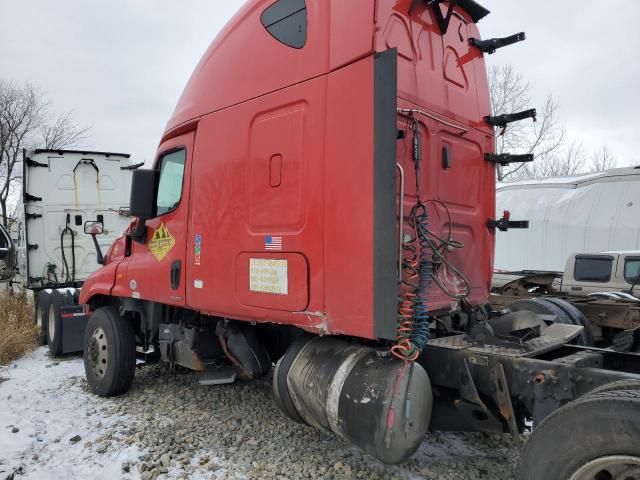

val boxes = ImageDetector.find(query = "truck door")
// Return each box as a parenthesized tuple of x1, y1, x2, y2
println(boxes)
(0, 223, 15, 282)
(122, 131, 194, 306)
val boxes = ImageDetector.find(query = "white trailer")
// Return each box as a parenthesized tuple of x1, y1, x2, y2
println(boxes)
(15, 149, 137, 354)
(495, 166, 640, 272)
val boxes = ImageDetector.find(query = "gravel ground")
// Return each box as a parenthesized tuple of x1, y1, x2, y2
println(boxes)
(1, 348, 521, 479)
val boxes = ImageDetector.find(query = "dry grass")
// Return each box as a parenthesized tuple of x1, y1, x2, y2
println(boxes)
(0, 291, 39, 365)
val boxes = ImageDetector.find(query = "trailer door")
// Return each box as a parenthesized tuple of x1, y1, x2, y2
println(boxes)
(122, 131, 194, 306)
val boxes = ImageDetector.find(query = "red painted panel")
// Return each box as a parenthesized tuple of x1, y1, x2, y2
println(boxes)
(120, 131, 195, 306)
(442, 13, 481, 126)
(185, 75, 328, 332)
(79, 262, 119, 305)
(397, 98, 495, 310)
(328, 0, 375, 70)
(249, 106, 306, 231)
(174, 2, 494, 330)
(374, 0, 492, 132)
(110, 259, 130, 300)
(82, 1, 497, 340)
(182, 56, 380, 339)
(323, 55, 376, 338)
(269, 154, 282, 187)
(374, 0, 496, 310)
(167, 1, 330, 133)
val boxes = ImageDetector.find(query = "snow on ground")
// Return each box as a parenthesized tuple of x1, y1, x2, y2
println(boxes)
(0, 348, 519, 480)
(0, 348, 142, 480)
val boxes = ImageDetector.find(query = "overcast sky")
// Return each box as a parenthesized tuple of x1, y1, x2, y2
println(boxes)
(1, 1, 638, 166)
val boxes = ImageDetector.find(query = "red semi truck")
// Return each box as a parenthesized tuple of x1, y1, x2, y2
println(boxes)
(70, 1, 640, 478)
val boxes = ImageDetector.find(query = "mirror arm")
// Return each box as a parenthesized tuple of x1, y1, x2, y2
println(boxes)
(129, 219, 148, 244)
(91, 234, 104, 265)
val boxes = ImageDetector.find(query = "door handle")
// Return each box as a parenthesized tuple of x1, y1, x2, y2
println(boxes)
(170, 260, 181, 290)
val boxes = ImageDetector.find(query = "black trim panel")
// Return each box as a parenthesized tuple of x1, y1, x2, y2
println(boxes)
(33, 149, 130, 158)
(459, 0, 490, 22)
(373, 49, 398, 340)
(410, 0, 490, 23)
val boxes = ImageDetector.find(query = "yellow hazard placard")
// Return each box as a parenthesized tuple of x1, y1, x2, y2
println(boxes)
(149, 223, 176, 261)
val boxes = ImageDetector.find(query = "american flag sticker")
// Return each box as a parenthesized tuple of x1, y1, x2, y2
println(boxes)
(264, 236, 283, 251)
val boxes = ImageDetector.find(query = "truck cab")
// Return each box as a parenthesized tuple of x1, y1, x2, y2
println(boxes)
(82, 0, 496, 337)
(80, 0, 498, 463)
(12, 149, 136, 355)
(72, 2, 640, 476)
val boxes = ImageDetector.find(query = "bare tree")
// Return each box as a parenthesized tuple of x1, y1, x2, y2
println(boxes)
(40, 111, 88, 150)
(590, 144, 617, 173)
(519, 141, 587, 179)
(0, 81, 44, 227)
(509, 142, 620, 181)
(0, 80, 88, 226)
(489, 65, 565, 181)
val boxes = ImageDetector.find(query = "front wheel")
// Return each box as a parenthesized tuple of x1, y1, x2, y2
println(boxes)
(517, 390, 640, 480)
(83, 306, 136, 397)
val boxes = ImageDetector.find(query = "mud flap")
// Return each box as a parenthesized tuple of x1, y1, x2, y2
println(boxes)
(60, 305, 89, 354)
(216, 320, 271, 380)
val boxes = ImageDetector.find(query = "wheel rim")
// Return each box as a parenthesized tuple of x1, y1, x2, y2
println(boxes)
(87, 327, 109, 379)
(569, 455, 640, 480)
(36, 304, 44, 329)
(48, 304, 55, 340)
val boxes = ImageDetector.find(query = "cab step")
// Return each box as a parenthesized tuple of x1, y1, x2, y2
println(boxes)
(199, 366, 237, 386)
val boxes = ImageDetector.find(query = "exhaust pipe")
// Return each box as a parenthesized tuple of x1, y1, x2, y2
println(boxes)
(273, 336, 433, 464)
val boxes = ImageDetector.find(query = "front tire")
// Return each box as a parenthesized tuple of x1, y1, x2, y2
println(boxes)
(517, 390, 640, 480)
(83, 306, 136, 397)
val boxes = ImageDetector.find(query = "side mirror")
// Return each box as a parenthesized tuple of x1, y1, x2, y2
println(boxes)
(129, 169, 158, 243)
(0, 223, 15, 282)
(84, 221, 105, 265)
(130, 169, 158, 220)
(84, 221, 104, 236)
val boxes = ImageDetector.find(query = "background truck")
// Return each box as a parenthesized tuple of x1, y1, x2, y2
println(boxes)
(13, 149, 135, 355)
(493, 250, 640, 298)
(492, 250, 640, 351)
(495, 166, 640, 272)
(557, 250, 640, 298)
(12, 1, 639, 479)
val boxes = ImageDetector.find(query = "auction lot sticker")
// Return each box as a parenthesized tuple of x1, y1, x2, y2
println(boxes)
(250, 259, 288, 295)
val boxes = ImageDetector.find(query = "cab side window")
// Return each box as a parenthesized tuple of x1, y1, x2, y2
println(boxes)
(156, 149, 186, 216)
(624, 258, 640, 284)
(574, 256, 613, 283)
(261, 0, 307, 49)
